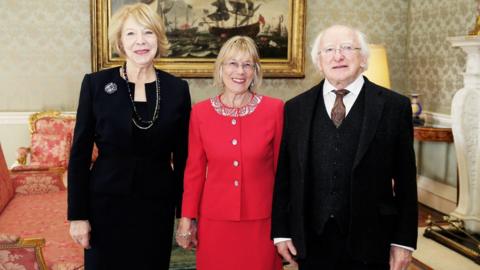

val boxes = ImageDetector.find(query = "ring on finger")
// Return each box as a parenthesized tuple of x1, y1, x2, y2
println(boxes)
(176, 231, 191, 238)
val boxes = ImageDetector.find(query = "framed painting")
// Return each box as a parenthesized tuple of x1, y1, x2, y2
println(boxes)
(90, 0, 306, 77)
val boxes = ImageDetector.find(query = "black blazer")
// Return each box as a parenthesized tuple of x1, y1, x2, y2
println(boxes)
(68, 67, 191, 220)
(271, 77, 418, 263)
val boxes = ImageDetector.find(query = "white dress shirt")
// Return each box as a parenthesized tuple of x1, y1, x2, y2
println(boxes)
(322, 75, 364, 118)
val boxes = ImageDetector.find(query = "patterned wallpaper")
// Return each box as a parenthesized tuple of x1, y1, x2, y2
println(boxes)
(0, 0, 91, 111)
(0, 0, 475, 113)
(407, 0, 477, 114)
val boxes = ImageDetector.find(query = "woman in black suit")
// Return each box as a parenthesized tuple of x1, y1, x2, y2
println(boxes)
(67, 3, 190, 269)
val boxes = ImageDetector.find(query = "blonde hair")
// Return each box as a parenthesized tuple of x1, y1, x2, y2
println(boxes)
(213, 36, 263, 92)
(108, 3, 170, 58)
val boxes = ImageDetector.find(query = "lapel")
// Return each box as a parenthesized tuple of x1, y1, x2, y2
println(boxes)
(156, 69, 172, 123)
(118, 69, 134, 138)
(297, 82, 323, 179)
(352, 77, 385, 170)
(157, 68, 169, 94)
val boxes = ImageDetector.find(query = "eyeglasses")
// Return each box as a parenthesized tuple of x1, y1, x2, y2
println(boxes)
(319, 44, 361, 57)
(223, 61, 255, 72)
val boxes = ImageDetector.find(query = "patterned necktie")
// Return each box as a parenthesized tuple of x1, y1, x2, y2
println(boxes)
(331, 89, 350, 128)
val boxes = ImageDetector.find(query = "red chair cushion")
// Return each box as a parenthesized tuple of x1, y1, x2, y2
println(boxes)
(0, 191, 83, 268)
(10, 171, 66, 195)
(0, 246, 40, 270)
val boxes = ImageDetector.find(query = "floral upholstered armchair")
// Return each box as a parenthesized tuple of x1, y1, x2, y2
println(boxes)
(10, 111, 76, 194)
(0, 234, 48, 270)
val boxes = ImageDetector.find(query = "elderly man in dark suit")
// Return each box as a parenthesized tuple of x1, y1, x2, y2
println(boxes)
(271, 25, 418, 270)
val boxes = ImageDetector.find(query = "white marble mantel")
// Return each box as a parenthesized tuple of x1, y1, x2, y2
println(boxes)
(447, 35, 480, 233)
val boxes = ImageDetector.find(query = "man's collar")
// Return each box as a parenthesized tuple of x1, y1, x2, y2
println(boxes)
(323, 75, 365, 95)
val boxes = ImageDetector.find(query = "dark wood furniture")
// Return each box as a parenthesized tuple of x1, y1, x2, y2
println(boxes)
(414, 126, 453, 142)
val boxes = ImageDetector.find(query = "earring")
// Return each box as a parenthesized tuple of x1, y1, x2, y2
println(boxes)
(248, 80, 255, 91)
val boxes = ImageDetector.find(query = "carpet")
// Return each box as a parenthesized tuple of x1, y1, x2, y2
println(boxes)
(413, 227, 480, 270)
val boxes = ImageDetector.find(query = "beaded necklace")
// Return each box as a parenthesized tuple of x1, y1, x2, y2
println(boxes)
(122, 63, 161, 130)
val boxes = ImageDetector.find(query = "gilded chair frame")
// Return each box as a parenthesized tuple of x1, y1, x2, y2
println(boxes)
(0, 237, 48, 270)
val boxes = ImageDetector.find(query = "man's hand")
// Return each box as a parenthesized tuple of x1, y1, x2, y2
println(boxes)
(276, 240, 298, 267)
(69, 220, 91, 249)
(389, 246, 412, 270)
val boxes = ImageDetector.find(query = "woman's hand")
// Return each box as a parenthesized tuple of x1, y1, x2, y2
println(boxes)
(69, 220, 91, 249)
(176, 217, 197, 249)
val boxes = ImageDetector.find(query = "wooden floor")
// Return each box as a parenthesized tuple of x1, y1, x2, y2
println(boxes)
(409, 257, 433, 270)
(418, 203, 445, 227)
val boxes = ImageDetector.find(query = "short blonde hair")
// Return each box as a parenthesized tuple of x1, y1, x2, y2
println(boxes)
(213, 36, 263, 92)
(108, 3, 170, 58)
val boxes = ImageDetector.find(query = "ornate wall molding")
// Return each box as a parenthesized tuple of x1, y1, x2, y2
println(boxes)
(417, 175, 457, 214)
(423, 111, 452, 127)
(0, 112, 75, 125)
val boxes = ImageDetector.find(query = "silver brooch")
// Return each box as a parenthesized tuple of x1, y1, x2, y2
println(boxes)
(104, 82, 117, 94)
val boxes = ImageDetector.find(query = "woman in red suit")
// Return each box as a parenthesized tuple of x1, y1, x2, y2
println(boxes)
(176, 36, 283, 270)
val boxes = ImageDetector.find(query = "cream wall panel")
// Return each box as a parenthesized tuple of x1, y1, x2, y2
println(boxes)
(0, 126, 29, 167)
(0, 0, 91, 111)
(417, 175, 457, 214)
(416, 141, 457, 187)
(0, 112, 31, 166)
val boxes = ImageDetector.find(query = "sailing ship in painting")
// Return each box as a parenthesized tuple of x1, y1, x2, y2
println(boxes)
(121, 0, 289, 58)
(204, 0, 262, 39)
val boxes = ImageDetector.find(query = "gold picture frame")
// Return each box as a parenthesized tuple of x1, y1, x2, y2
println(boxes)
(90, 0, 306, 78)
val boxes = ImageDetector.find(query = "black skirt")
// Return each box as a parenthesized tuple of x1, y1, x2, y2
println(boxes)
(85, 192, 175, 270)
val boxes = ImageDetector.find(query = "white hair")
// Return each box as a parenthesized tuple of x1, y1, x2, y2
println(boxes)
(310, 25, 370, 71)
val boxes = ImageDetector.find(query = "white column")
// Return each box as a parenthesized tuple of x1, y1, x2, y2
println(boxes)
(447, 35, 480, 233)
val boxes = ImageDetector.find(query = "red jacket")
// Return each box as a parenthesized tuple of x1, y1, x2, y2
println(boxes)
(182, 94, 283, 221)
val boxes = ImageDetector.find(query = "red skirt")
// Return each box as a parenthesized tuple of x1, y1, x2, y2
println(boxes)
(196, 217, 283, 270)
